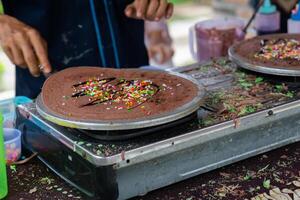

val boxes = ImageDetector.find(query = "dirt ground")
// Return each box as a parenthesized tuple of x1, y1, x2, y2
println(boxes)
(5, 141, 300, 200)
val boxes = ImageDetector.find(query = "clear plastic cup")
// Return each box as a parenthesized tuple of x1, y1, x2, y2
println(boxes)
(4, 128, 22, 163)
(189, 18, 245, 63)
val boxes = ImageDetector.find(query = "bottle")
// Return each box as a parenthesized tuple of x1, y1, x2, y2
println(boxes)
(0, 113, 8, 199)
(288, 3, 300, 33)
(255, 0, 280, 35)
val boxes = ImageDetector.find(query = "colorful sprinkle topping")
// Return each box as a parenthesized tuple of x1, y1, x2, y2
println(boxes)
(255, 39, 300, 61)
(71, 77, 160, 110)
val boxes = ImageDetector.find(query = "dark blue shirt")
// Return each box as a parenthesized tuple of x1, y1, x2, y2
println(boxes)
(2, 0, 148, 98)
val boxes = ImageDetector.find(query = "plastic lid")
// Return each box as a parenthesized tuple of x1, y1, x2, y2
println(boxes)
(259, 0, 277, 14)
(292, 3, 300, 21)
(14, 96, 32, 106)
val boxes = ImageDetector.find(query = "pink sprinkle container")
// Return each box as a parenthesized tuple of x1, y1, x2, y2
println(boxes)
(4, 128, 22, 163)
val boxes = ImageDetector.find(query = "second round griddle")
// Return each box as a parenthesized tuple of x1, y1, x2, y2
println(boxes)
(229, 34, 300, 77)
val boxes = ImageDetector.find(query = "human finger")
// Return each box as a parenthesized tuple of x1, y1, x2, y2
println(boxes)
(2, 45, 13, 63)
(27, 29, 52, 73)
(2, 38, 26, 67)
(14, 32, 40, 77)
(155, 0, 168, 21)
(146, 0, 160, 20)
(125, 3, 136, 18)
(135, 0, 148, 19)
(165, 3, 174, 19)
(10, 39, 26, 66)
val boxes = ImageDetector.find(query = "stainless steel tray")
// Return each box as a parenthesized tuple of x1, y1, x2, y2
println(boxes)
(229, 45, 300, 77)
(36, 71, 205, 130)
(169, 59, 236, 91)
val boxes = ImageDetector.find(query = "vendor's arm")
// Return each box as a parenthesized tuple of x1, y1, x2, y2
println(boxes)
(0, 14, 51, 77)
(125, 0, 173, 21)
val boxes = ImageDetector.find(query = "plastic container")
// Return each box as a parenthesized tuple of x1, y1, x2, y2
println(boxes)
(0, 113, 8, 199)
(288, 3, 300, 33)
(0, 96, 32, 163)
(4, 128, 22, 163)
(255, 0, 280, 35)
(189, 18, 245, 63)
(0, 96, 32, 128)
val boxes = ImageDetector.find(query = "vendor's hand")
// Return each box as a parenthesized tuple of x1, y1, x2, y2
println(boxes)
(0, 15, 51, 77)
(148, 43, 174, 64)
(125, 0, 174, 21)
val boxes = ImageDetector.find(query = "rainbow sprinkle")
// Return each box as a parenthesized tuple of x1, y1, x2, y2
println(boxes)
(255, 39, 300, 61)
(71, 78, 160, 110)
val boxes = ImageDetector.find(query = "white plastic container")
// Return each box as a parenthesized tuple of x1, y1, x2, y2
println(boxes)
(254, 0, 280, 35)
(288, 3, 300, 33)
(288, 19, 300, 33)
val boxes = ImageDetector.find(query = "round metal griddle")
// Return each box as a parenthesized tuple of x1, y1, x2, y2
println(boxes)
(229, 45, 300, 77)
(36, 71, 205, 131)
(74, 113, 198, 141)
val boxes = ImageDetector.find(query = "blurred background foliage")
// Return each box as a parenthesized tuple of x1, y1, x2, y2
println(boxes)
(0, 1, 3, 14)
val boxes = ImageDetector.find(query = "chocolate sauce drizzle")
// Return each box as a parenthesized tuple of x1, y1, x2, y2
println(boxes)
(71, 77, 160, 109)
